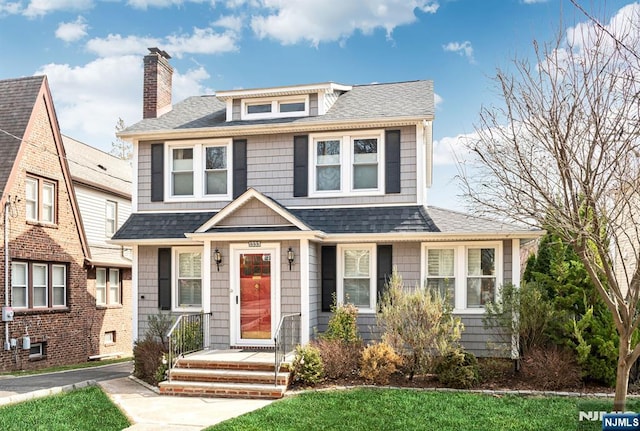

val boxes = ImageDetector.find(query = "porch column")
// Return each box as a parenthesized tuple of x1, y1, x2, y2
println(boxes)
(511, 238, 521, 360)
(132, 245, 139, 343)
(300, 238, 310, 344)
(203, 241, 211, 348)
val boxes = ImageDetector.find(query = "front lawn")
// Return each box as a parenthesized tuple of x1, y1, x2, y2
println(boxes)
(208, 388, 606, 431)
(0, 386, 129, 431)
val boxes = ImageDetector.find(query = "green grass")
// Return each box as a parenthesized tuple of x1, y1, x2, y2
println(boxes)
(0, 357, 132, 377)
(207, 388, 613, 431)
(0, 386, 130, 431)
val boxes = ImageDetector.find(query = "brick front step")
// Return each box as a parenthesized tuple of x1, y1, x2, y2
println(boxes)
(158, 381, 287, 399)
(176, 358, 288, 373)
(168, 368, 290, 386)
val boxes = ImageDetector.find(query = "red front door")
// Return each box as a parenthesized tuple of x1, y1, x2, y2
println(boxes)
(239, 253, 272, 340)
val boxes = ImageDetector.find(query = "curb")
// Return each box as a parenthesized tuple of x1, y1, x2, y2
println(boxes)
(0, 380, 97, 407)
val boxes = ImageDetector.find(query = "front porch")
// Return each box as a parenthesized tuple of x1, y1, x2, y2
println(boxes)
(160, 348, 295, 399)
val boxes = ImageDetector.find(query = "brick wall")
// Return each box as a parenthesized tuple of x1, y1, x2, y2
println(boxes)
(0, 92, 97, 371)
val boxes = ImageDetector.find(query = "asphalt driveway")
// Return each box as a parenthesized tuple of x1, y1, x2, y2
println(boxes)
(0, 361, 132, 397)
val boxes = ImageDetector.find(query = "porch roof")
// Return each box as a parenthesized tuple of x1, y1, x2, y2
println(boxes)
(112, 211, 216, 240)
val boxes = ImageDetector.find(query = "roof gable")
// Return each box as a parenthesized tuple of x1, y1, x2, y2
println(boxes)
(0, 76, 45, 200)
(196, 188, 310, 233)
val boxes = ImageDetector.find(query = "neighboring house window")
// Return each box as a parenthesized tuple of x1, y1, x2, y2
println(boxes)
(425, 248, 455, 305)
(105, 200, 117, 237)
(11, 262, 67, 309)
(96, 268, 121, 306)
(166, 140, 231, 200)
(174, 247, 203, 309)
(241, 96, 309, 120)
(467, 247, 497, 308)
(25, 176, 56, 223)
(338, 244, 376, 312)
(104, 331, 116, 345)
(310, 131, 384, 196)
(29, 342, 45, 359)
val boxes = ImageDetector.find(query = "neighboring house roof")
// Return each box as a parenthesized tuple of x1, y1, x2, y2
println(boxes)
(0, 76, 44, 200)
(119, 80, 434, 137)
(62, 135, 132, 199)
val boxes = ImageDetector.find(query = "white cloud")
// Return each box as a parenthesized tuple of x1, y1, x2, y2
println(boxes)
(433, 132, 477, 166)
(250, 0, 439, 46)
(55, 16, 89, 42)
(214, 14, 243, 33)
(442, 41, 475, 63)
(434, 92, 443, 109)
(86, 27, 238, 58)
(23, 0, 93, 17)
(126, 0, 207, 9)
(0, 1, 22, 15)
(522, 0, 548, 4)
(37, 56, 210, 152)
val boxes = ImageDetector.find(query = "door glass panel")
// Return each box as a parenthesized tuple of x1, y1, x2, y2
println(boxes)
(239, 253, 271, 340)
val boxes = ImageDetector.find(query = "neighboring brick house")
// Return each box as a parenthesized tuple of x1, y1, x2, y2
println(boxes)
(0, 76, 94, 371)
(63, 135, 133, 358)
(113, 49, 541, 357)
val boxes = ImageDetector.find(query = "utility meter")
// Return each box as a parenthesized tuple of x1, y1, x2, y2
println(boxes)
(1, 307, 14, 322)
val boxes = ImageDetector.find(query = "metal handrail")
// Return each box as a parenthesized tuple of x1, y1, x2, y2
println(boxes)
(274, 313, 301, 386)
(166, 312, 211, 382)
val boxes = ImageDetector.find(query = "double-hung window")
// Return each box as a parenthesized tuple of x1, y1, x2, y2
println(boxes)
(425, 248, 455, 305)
(174, 248, 203, 309)
(11, 262, 67, 309)
(422, 243, 501, 312)
(466, 247, 497, 308)
(311, 131, 384, 196)
(338, 244, 376, 312)
(241, 96, 309, 120)
(25, 176, 56, 223)
(96, 268, 121, 306)
(105, 200, 117, 237)
(166, 140, 231, 200)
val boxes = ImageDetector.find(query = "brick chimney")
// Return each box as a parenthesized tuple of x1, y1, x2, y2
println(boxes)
(143, 47, 173, 119)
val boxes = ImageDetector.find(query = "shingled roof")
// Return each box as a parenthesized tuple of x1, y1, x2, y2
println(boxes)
(120, 80, 434, 136)
(0, 76, 45, 198)
(62, 135, 132, 198)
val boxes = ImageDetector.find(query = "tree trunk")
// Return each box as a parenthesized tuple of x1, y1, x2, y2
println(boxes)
(614, 333, 632, 412)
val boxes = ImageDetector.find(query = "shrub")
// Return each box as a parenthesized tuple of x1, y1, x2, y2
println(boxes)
(521, 346, 582, 390)
(435, 350, 480, 389)
(322, 300, 360, 343)
(147, 312, 174, 349)
(378, 269, 463, 379)
(359, 342, 403, 385)
(313, 338, 363, 380)
(170, 319, 203, 354)
(133, 338, 166, 385)
(292, 344, 324, 385)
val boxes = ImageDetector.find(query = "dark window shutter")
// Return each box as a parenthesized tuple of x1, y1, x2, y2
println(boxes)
(158, 248, 172, 310)
(293, 135, 308, 197)
(321, 245, 337, 312)
(377, 245, 393, 305)
(151, 143, 164, 202)
(233, 139, 247, 198)
(385, 130, 401, 194)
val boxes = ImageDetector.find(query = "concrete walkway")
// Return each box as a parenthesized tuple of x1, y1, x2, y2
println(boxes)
(0, 362, 274, 431)
(100, 376, 273, 431)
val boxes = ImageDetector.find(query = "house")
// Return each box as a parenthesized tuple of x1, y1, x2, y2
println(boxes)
(113, 48, 541, 360)
(0, 76, 93, 371)
(62, 135, 133, 358)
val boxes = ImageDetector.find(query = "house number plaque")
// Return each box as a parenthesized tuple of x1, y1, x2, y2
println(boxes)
(248, 241, 261, 247)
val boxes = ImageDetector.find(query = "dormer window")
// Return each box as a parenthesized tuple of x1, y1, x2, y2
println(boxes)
(241, 95, 309, 120)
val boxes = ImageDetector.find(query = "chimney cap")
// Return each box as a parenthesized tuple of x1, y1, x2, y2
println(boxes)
(147, 47, 171, 60)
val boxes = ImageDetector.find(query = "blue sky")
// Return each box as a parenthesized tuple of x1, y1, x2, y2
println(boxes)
(0, 0, 636, 210)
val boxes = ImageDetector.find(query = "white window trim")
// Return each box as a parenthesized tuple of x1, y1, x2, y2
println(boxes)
(52, 264, 66, 307)
(32, 263, 48, 308)
(109, 268, 121, 304)
(421, 242, 502, 314)
(25, 176, 56, 224)
(29, 343, 44, 359)
(337, 243, 377, 314)
(165, 139, 232, 202)
(423, 246, 457, 306)
(241, 95, 309, 120)
(105, 200, 117, 237)
(309, 130, 385, 198)
(11, 262, 28, 309)
(96, 268, 107, 305)
(172, 246, 204, 312)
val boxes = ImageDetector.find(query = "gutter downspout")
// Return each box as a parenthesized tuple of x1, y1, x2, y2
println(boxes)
(4, 200, 9, 351)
